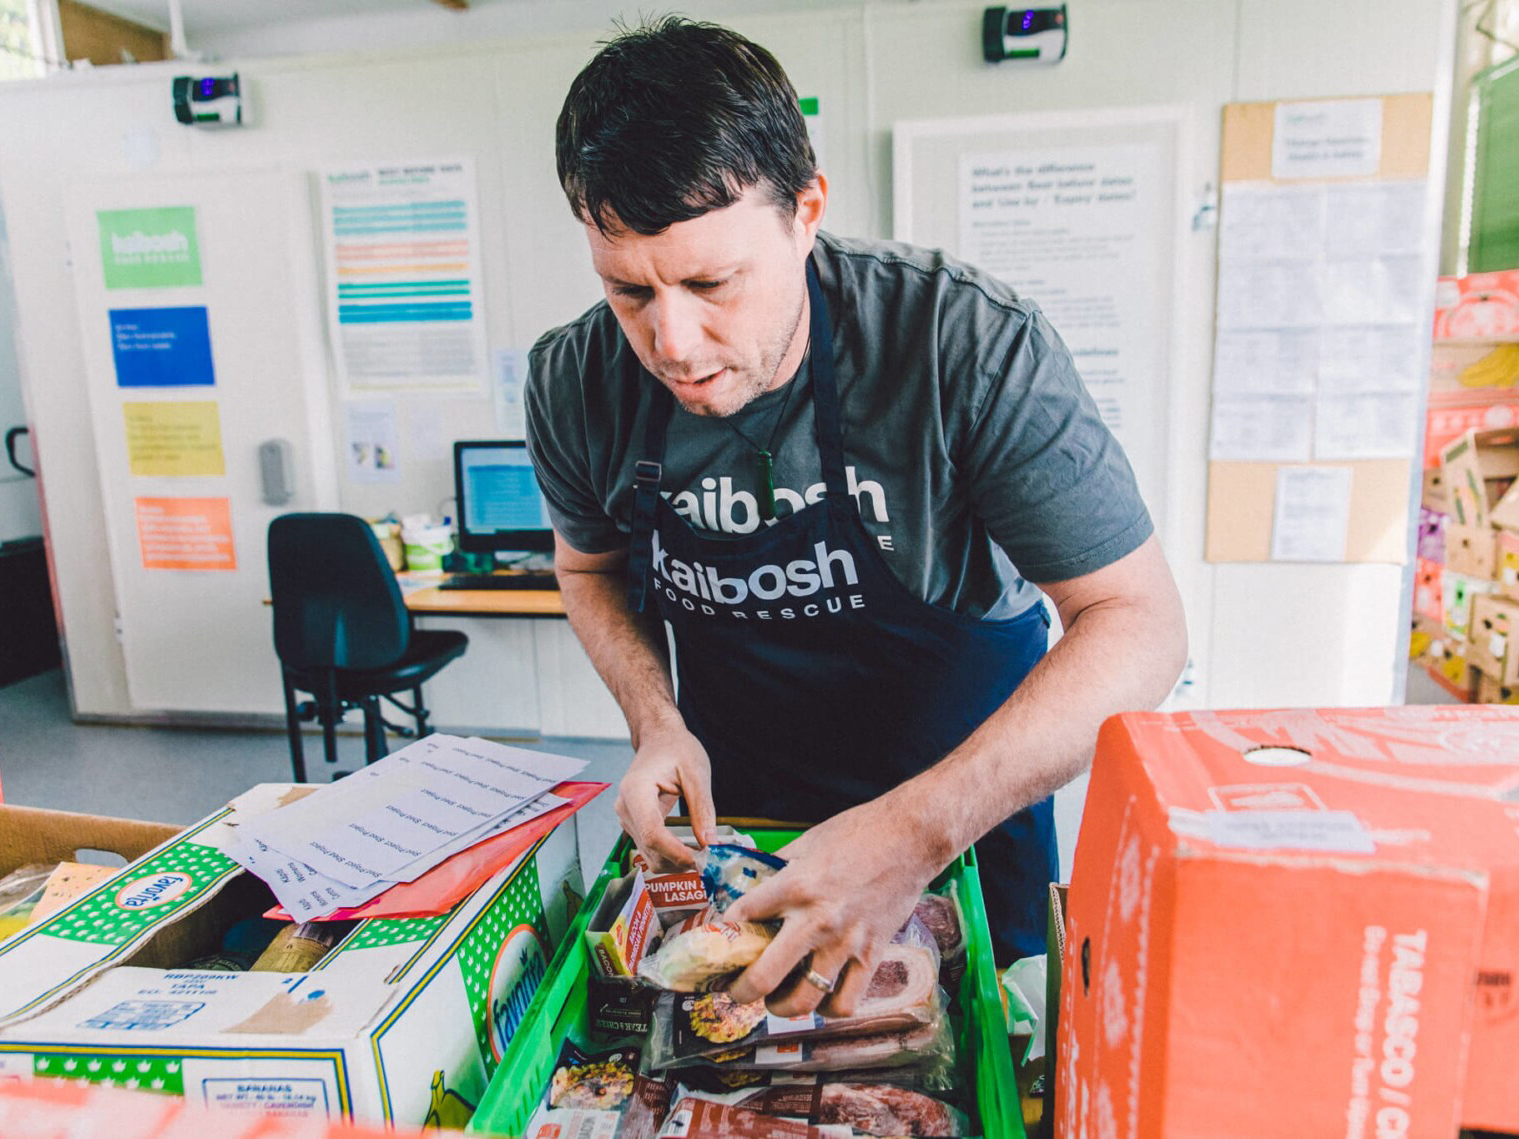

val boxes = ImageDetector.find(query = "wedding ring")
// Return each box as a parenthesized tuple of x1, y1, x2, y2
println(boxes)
(802, 967, 835, 994)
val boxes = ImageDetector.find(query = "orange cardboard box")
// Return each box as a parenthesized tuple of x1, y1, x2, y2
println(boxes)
(1056, 707, 1519, 1137)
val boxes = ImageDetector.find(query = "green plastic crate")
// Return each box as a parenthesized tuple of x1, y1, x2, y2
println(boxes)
(468, 828, 1023, 1139)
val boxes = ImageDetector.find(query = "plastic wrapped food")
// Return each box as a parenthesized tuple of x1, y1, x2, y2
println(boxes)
(647, 939, 945, 1068)
(656, 1097, 843, 1139)
(906, 886, 966, 989)
(673, 1078, 968, 1138)
(527, 1039, 674, 1139)
(700, 1013, 956, 1076)
(550, 1043, 639, 1109)
(699, 845, 786, 913)
(637, 905, 776, 992)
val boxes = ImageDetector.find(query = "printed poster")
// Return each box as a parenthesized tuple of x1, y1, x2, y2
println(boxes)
(123, 401, 225, 477)
(96, 207, 202, 290)
(135, 497, 236, 571)
(109, 306, 215, 388)
(319, 159, 488, 391)
(344, 400, 401, 483)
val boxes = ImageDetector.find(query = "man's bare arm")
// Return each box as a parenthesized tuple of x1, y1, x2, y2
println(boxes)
(554, 532, 718, 865)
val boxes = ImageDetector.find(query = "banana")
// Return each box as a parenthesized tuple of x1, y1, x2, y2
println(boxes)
(1458, 343, 1519, 389)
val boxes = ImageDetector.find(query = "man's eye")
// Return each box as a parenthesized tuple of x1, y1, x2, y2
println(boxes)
(612, 286, 651, 300)
(689, 280, 726, 292)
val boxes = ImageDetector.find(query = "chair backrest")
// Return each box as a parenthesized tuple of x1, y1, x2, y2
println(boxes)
(268, 513, 410, 670)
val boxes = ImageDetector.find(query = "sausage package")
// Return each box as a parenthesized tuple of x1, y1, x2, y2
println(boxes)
(671, 1076, 968, 1138)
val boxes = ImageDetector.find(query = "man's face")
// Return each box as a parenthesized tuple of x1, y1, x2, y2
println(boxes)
(586, 186, 816, 418)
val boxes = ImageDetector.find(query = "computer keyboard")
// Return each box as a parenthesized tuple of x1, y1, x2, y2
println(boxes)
(437, 572, 559, 591)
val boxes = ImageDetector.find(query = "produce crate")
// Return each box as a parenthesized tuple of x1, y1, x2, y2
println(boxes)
(468, 825, 1022, 1139)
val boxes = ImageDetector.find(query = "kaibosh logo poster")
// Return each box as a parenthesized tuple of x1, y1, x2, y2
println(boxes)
(96, 206, 202, 289)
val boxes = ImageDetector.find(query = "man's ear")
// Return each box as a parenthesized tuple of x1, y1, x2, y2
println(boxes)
(792, 174, 828, 249)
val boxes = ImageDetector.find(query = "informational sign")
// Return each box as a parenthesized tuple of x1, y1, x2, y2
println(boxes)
(96, 207, 202, 290)
(1209, 179, 1426, 461)
(109, 306, 215, 388)
(135, 496, 236, 571)
(493, 347, 528, 439)
(123, 401, 225, 477)
(319, 159, 488, 391)
(1271, 99, 1382, 181)
(959, 143, 1167, 482)
(343, 400, 401, 483)
(1271, 466, 1353, 561)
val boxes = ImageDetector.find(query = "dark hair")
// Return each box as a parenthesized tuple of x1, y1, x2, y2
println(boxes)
(556, 16, 817, 236)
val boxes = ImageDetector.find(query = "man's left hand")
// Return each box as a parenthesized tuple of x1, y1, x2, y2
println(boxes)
(722, 797, 943, 1018)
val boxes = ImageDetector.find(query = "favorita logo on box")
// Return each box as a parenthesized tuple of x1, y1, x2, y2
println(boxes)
(487, 924, 546, 1062)
(113, 872, 194, 910)
(97, 207, 202, 289)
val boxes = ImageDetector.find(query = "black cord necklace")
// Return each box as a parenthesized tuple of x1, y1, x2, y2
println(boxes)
(721, 347, 805, 522)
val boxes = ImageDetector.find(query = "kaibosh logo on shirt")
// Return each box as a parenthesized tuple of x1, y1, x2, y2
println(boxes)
(665, 466, 889, 534)
(653, 532, 858, 606)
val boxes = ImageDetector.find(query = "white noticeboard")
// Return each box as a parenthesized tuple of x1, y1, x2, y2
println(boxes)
(319, 158, 489, 393)
(895, 108, 1186, 534)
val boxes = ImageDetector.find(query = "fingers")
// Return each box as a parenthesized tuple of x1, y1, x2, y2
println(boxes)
(818, 953, 873, 1019)
(765, 942, 856, 1018)
(685, 765, 719, 849)
(614, 779, 696, 870)
(724, 914, 815, 1006)
(722, 872, 790, 926)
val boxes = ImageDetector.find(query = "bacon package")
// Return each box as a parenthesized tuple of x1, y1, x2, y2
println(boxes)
(671, 1078, 968, 1138)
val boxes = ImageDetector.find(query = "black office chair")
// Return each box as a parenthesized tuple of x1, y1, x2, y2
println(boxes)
(268, 513, 468, 781)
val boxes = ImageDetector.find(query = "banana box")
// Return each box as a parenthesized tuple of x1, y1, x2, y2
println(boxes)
(1441, 427, 1519, 532)
(1057, 707, 1519, 1137)
(1497, 530, 1519, 603)
(1441, 568, 1495, 639)
(1469, 593, 1519, 685)
(1444, 522, 1499, 578)
(0, 785, 582, 1129)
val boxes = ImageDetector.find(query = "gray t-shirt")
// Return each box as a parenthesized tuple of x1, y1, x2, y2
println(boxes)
(525, 231, 1152, 619)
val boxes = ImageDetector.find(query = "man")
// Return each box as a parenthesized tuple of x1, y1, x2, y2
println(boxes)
(526, 17, 1186, 1017)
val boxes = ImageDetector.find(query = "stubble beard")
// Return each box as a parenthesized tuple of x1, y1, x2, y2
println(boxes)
(673, 282, 808, 419)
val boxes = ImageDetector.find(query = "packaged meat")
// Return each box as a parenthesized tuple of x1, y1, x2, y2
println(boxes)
(906, 886, 966, 989)
(647, 942, 945, 1067)
(637, 905, 776, 992)
(672, 1078, 968, 1138)
(656, 1096, 849, 1139)
(699, 1014, 956, 1076)
(699, 845, 786, 913)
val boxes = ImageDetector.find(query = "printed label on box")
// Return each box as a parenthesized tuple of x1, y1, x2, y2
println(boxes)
(201, 1077, 329, 1117)
(1209, 784, 1327, 813)
(79, 1000, 205, 1032)
(1203, 809, 1375, 853)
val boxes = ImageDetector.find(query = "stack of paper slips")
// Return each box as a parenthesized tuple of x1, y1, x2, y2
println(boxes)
(227, 733, 587, 920)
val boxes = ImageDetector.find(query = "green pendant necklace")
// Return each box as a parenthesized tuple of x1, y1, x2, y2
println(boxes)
(723, 363, 800, 523)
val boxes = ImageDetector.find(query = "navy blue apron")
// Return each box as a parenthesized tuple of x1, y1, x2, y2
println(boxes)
(625, 258, 1057, 960)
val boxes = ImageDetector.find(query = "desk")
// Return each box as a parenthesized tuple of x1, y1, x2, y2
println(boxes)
(404, 587, 566, 619)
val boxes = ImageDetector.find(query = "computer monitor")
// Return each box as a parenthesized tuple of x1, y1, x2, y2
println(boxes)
(453, 440, 556, 554)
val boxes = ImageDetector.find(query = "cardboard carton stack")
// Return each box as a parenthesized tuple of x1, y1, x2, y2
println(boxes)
(1413, 270, 1519, 702)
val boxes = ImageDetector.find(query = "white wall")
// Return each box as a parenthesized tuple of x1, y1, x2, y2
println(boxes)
(0, 216, 44, 544)
(0, 0, 1457, 721)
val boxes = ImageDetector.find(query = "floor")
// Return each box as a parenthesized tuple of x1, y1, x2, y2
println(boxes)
(0, 668, 635, 879)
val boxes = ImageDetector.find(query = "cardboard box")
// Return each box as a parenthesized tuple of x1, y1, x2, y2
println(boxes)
(1416, 507, 1446, 564)
(1408, 612, 1445, 666)
(1444, 522, 1499, 578)
(1440, 428, 1519, 531)
(1434, 270, 1519, 341)
(0, 804, 181, 880)
(1056, 707, 1519, 1137)
(1468, 593, 1519, 683)
(1414, 558, 1443, 622)
(584, 870, 657, 978)
(1474, 669, 1519, 706)
(1421, 465, 1449, 512)
(0, 785, 582, 1127)
(1498, 530, 1519, 603)
(1442, 569, 1496, 638)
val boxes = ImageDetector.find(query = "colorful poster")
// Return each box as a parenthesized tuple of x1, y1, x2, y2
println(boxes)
(319, 159, 488, 391)
(96, 207, 202, 290)
(123, 401, 225, 476)
(135, 497, 236, 570)
(109, 306, 215, 388)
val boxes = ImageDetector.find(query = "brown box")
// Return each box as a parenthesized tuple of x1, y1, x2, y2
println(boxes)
(1498, 530, 1519, 602)
(1423, 465, 1449, 512)
(1446, 523, 1501, 578)
(0, 804, 179, 879)
(1475, 669, 1519, 705)
(1441, 428, 1519, 530)
(1468, 594, 1519, 684)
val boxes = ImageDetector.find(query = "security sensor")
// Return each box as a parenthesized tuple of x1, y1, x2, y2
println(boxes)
(982, 6, 1068, 65)
(172, 74, 244, 128)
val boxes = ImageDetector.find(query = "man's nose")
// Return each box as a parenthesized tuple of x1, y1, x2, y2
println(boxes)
(651, 293, 703, 367)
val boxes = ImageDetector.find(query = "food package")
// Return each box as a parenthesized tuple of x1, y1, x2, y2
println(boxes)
(699, 845, 786, 913)
(695, 1014, 956, 1077)
(586, 870, 661, 978)
(909, 886, 966, 988)
(637, 906, 775, 992)
(655, 1097, 847, 1139)
(642, 871, 713, 929)
(524, 1040, 675, 1139)
(647, 937, 945, 1068)
(673, 1078, 968, 1138)
(0, 862, 55, 938)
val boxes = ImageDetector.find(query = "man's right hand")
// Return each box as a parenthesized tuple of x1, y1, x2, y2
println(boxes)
(614, 722, 719, 870)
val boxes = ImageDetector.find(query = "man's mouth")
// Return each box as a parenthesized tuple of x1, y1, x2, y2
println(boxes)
(669, 368, 725, 388)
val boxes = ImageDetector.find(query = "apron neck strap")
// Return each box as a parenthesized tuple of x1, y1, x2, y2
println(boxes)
(804, 257, 848, 498)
